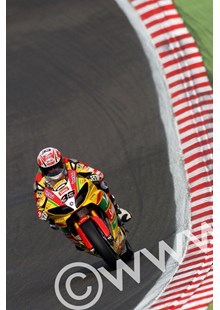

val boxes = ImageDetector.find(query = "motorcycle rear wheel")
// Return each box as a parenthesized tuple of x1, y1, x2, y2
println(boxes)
(81, 219, 119, 269)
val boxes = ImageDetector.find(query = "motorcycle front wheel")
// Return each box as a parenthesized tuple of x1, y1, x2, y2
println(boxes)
(81, 219, 119, 269)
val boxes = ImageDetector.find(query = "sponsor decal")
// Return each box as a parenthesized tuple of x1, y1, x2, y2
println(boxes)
(107, 203, 115, 220)
(45, 189, 55, 199)
(53, 179, 66, 191)
(58, 186, 69, 196)
(70, 171, 75, 185)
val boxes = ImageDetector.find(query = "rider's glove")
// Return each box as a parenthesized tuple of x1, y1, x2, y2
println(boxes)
(39, 210, 48, 221)
(87, 174, 102, 183)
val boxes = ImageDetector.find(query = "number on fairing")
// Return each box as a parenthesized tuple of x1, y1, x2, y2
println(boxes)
(61, 190, 75, 203)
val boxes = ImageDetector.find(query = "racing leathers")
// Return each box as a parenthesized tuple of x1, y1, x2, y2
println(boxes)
(34, 157, 131, 241)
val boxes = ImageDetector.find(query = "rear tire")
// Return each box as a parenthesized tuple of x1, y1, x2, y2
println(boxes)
(81, 219, 119, 269)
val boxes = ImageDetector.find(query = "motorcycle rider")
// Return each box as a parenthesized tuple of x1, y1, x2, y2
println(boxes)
(34, 147, 132, 237)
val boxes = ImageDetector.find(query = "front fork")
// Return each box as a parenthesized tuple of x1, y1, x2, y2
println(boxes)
(73, 209, 113, 251)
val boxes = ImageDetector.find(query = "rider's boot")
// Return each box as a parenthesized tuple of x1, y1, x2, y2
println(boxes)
(109, 195, 132, 223)
(49, 219, 59, 230)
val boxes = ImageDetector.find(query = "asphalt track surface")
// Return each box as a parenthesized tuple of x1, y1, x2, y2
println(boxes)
(7, 1, 176, 309)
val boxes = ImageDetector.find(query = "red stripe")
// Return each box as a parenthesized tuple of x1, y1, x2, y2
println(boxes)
(134, 0, 159, 10)
(146, 14, 180, 28)
(153, 290, 212, 307)
(188, 235, 213, 247)
(179, 257, 212, 270)
(184, 148, 213, 164)
(166, 62, 204, 79)
(191, 191, 213, 203)
(155, 33, 192, 48)
(151, 23, 185, 38)
(191, 210, 213, 221)
(140, 4, 175, 20)
(162, 278, 213, 298)
(171, 270, 210, 285)
(191, 218, 213, 230)
(173, 294, 213, 309)
(174, 100, 213, 116)
(174, 265, 211, 278)
(173, 92, 212, 108)
(187, 159, 213, 174)
(181, 128, 213, 144)
(190, 228, 213, 237)
(160, 43, 197, 59)
(171, 82, 211, 99)
(163, 52, 201, 69)
(179, 301, 212, 310)
(194, 287, 213, 296)
(184, 250, 213, 262)
(189, 170, 213, 185)
(187, 246, 212, 257)
(191, 201, 213, 213)
(156, 284, 212, 301)
(190, 181, 213, 193)
(183, 138, 213, 155)
(177, 110, 213, 125)
(169, 72, 208, 89)
(179, 118, 212, 134)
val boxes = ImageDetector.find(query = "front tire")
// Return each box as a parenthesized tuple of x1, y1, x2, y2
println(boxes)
(81, 219, 119, 269)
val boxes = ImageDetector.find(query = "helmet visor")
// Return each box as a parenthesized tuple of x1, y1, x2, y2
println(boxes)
(41, 161, 65, 179)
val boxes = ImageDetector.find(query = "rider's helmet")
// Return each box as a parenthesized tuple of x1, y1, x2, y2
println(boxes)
(37, 147, 66, 181)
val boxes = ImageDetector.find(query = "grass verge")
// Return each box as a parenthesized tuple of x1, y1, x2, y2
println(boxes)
(173, 0, 213, 85)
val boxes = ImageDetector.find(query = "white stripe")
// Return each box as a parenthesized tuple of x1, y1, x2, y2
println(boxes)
(178, 114, 213, 131)
(169, 75, 209, 91)
(188, 165, 213, 181)
(181, 252, 213, 268)
(183, 147, 212, 164)
(181, 133, 213, 151)
(171, 86, 212, 103)
(151, 27, 189, 44)
(185, 155, 213, 171)
(162, 47, 200, 66)
(189, 173, 212, 188)
(145, 17, 184, 35)
(136, 3, 159, 15)
(179, 123, 212, 140)
(131, 0, 148, 6)
(173, 97, 212, 114)
(132, 0, 152, 6)
(182, 132, 213, 150)
(164, 272, 212, 292)
(163, 57, 203, 75)
(191, 206, 213, 217)
(153, 292, 212, 309)
(182, 141, 212, 158)
(167, 67, 207, 88)
(154, 282, 213, 304)
(177, 258, 212, 273)
(132, 0, 171, 9)
(181, 296, 212, 309)
(135, 0, 172, 15)
(156, 36, 195, 54)
(174, 264, 211, 280)
(143, 9, 178, 26)
(191, 213, 213, 226)
(191, 196, 213, 209)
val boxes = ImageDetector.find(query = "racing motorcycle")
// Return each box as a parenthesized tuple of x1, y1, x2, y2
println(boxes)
(43, 170, 133, 268)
